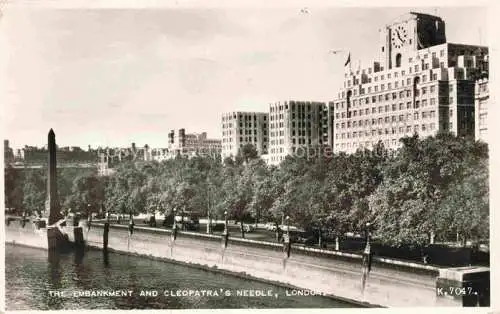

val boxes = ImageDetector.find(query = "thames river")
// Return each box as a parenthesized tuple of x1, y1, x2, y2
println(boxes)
(5, 244, 359, 310)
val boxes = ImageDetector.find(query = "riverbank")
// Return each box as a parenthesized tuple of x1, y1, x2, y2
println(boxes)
(4, 219, 490, 307)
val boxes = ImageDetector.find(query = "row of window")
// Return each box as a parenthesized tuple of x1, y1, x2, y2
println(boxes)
(346, 63, 443, 89)
(337, 87, 442, 110)
(335, 123, 437, 140)
(335, 111, 438, 129)
(336, 99, 440, 119)
(221, 123, 267, 129)
(270, 103, 316, 112)
(222, 137, 268, 143)
(222, 144, 268, 151)
(221, 114, 267, 122)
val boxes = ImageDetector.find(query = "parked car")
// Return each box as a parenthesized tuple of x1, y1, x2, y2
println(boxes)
(212, 223, 226, 232)
(242, 224, 255, 233)
(265, 222, 278, 231)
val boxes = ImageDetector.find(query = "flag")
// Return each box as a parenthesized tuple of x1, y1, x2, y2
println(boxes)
(344, 52, 351, 67)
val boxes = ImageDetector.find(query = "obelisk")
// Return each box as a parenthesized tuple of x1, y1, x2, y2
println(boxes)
(47, 129, 63, 225)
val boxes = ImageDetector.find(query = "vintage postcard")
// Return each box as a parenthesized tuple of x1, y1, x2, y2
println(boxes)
(1, 0, 497, 313)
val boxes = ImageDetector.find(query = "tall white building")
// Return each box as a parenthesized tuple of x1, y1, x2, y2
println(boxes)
(268, 100, 328, 165)
(331, 12, 488, 154)
(221, 111, 269, 159)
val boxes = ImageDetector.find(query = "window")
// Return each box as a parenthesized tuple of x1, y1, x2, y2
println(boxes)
(407, 102, 412, 109)
(422, 99, 428, 107)
(415, 65, 419, 72)
(440, 50, 444, 57)
(407, 78, 411, 85)
(414, 112, 419, 120)
(399, 114, 404, 121)
(422, 75, 427, 83)
(422, 87, 427, 95)
(381, 84, 385, 91)
(395, 81, 399, 88)
(392, 104, 397, 111)
(415, 101, 420, 109)
(399, 103, 404, 110)
(374, 86, 379, 92)
(432, 52, 436, 58)
(385, 105, 389, 112)
(368, 87, 372, 93)
(388, 83, 392, 89)
(424, 54, 428, 59)
(388, 73, 392, 79)
(440, 62, 444, 68)
(430, 86, 436, 93)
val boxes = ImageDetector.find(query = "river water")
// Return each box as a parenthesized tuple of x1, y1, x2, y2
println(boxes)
(5, 244, 359, 310)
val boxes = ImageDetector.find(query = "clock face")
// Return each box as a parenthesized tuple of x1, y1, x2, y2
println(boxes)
(391, 25, 409, 49)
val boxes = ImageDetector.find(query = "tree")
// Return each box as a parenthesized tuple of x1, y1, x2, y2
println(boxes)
(22, 170, 46, 216)
(4, 165, 23, 212)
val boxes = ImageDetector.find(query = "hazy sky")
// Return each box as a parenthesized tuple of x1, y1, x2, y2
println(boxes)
(0, 5, 489, 148)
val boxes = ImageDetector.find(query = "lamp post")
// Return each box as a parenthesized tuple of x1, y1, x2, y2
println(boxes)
(361, 221, 373, 290)
(364, 222, 371, 251)
(222, 210, 229, 248)
(172, 208, 178, 241)
(284, 215, 291, 258)
(87, 204, 92, 231)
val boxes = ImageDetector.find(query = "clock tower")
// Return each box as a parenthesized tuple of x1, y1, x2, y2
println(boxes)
(379, 12, 446, 70)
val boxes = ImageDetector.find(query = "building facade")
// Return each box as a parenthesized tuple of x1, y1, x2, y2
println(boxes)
(221, 111, 269, 159)
(475, 77, 489, 143)
(268, 101, 328, 165)
(168, 129, 222, 158)
(331, 12, 488, 154)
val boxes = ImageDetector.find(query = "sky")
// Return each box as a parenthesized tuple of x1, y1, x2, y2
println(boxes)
(0, 4, 490, 149)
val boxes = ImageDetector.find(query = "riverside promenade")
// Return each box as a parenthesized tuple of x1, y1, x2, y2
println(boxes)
(5, 218, 490, 308)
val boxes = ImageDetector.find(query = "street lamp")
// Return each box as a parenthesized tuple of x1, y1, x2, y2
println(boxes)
(87, 204, 92, 231)
(172, 208, 178, 240)
(224, 210, 228, 234)
(222, 210, 229, 248)
(286, 215, 290, 237)
(284, 215, 291, 258)
(365, 222, 371, 250)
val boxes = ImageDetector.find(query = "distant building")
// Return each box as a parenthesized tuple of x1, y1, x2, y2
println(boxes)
(221, 111, 269, 160)
(4, 140, 13, 163)
(331, 12, 488, 154)
(475, 77, 489, 143)
(167, 129, 221, 158)
(268, 100, 328, 165)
